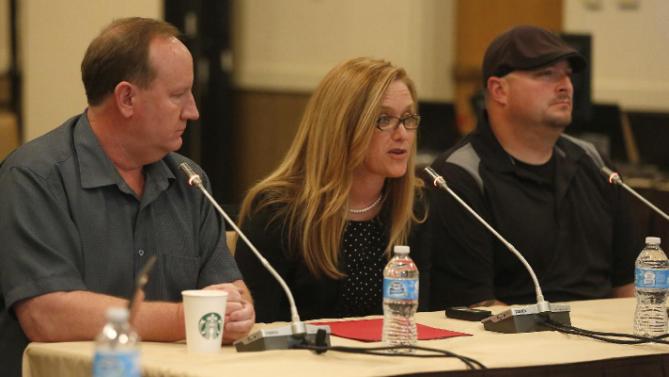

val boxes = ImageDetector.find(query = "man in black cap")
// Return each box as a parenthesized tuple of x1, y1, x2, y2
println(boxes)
(427, 25, 639, 309)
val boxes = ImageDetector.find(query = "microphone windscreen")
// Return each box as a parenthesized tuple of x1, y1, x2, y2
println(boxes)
(178, 163, 202, 186)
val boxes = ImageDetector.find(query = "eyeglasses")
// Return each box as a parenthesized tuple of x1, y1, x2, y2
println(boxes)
(375, 114, 421, 131)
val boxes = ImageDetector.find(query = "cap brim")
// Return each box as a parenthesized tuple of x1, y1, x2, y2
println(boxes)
(516, 51, 586, 73)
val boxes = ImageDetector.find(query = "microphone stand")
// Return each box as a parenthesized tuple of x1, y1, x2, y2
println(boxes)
(178, 163, 330, 351)
(424, 167, 570, 333)
(601, 167, 669, 222)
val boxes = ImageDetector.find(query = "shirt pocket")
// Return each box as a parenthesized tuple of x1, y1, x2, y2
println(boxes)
(153, 252, 201, 301)
(146, 195, 201, 300)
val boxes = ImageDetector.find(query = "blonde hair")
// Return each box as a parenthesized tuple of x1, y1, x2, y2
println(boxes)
(239, 57, 424, 279)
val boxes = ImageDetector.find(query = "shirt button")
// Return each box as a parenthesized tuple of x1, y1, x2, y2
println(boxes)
(138, 249, 145, 256)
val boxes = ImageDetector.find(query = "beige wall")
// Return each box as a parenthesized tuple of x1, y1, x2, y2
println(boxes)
(233, 0, 455, 101)
(16, 0, 669, 143)
(564, 0, 669, 111)
(21, 0, 162, 141)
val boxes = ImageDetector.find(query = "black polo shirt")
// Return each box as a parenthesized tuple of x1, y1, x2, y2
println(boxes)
(427, 113, 639, 309)
(0, 112, 241, 377)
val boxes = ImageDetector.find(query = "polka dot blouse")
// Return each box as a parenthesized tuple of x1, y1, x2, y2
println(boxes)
(335, 218, 388, 317)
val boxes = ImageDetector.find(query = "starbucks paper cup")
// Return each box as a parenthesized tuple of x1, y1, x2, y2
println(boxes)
(182, 290, 228, 353)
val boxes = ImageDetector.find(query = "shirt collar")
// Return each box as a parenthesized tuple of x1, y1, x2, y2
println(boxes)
(472, 111, 585, 183)
(74, 112, 176, 193)
(74, 113, 122, 189)
(472, 112, 516, 174)
(142, 158, 176, 205)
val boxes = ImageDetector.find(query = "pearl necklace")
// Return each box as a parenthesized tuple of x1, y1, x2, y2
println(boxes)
(348, 195, 383, 214)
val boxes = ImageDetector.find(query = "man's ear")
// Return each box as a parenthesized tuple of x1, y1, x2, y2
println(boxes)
(487, 77, 509, 106)
(113, 81, 136, 118)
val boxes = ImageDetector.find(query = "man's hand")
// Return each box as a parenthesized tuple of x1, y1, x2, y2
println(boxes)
(611, 283, 634, 298)
(203, 281, 256, 343)
(469, 299, 507, 307)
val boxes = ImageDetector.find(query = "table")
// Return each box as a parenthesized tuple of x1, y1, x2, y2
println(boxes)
(22, 298, 669, 377)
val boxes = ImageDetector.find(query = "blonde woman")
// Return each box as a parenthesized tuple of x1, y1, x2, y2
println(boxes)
(235, 57, 431, 322)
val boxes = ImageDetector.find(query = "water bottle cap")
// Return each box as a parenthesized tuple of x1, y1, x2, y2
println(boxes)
(645, 236, 661, 245)
(105, 307, 129, 322)
(393, 245, 410, 255)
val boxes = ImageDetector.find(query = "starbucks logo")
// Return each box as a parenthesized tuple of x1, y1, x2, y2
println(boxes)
(198, 312, 222, 340)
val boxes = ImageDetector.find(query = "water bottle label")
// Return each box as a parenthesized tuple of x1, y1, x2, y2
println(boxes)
(93, 350, 140, 377)
(383, 278, 418, 300)
(635, 267, 669, 289)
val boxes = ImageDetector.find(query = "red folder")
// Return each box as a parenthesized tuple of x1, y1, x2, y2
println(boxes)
(311, 318, 471, 342)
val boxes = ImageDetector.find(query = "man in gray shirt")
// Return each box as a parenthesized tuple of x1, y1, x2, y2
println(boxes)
(0, 17, 255, 376)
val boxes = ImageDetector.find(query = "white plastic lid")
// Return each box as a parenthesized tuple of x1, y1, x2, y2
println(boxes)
(105, 307, 129, 322)
(646, 236, 661, 245)
(393, 245, 410, 255)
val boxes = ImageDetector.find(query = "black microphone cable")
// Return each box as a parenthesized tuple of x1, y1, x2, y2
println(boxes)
(292, 329, 485, 370)
(294, 343, 486, 370)
(540, 316, 669, 345)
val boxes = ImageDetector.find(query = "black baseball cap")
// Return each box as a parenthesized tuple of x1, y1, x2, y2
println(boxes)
(482, 25, 586, 87)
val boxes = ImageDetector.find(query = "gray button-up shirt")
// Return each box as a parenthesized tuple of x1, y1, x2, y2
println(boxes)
(0, 112, 241, 377)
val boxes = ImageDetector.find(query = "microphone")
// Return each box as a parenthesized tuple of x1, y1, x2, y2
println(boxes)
(600, 166, 669, 222)
(178, 162, 330, 351)
(424, 167, 570, 333)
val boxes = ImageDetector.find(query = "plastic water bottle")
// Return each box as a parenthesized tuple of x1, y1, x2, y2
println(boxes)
(93, 307, 140, 377)
(382, 245, 419, 351)
(634, 236, 669, 337)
